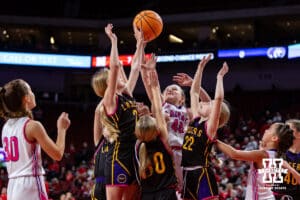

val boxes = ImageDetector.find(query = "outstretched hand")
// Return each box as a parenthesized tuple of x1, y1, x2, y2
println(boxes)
(105, 23, 117, 41)
(217, 62, 229, 78)
(173, 73, 193, 87)
(133, 25, 146, 46)
(197, 54, 212, 71)
(136, 102, 151, 117)
(141, 53, 157, 71)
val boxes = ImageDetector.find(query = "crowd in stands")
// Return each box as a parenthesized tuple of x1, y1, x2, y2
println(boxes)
(0, 90, 299, 199)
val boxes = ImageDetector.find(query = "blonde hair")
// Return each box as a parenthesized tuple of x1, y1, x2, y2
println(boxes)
(218, 101, 230, 128)
(91, 69, 109, 97)
(99, 104, 120, 143)
(138, 143, 151, 179)
(135, 115, 158, 179)
(135, 115, 157, 142)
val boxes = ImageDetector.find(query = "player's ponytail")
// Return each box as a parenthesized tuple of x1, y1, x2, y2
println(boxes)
(99, 104, 119, 143)
(138, 142, 151, 179)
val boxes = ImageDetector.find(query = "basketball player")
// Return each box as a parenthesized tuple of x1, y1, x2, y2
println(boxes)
(216, 122, 294, 200)
(181, 57, 230, 200)
(141, 54, 189, 195)
(0, 79, 70, 200)
(90, 67, 107, 199)
(90, 25, 147, 198)
(135, 65, 177, 200)
(273, 119, 300, 200)
(90, 94, 107, 200)
(96, 23, 144, 200)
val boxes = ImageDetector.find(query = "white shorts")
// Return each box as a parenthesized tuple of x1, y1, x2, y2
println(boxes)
(7, 176, 48, 200)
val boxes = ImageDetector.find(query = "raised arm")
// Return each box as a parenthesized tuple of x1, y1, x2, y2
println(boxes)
(190, 55, 211, 119)
(149, 70, 168, 142)
(118, 62, 128, 85)
(27, 112, 71, 161)
(216, 140, 267, 163)
(199, 87, 212, 102)
(102, 24, 120, 113)
(141, 53, 159, 102)
(206, 62, 228, 138)
(125, 26, 145, 95)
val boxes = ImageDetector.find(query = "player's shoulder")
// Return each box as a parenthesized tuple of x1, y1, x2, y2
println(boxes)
(26, 120, 45, 132)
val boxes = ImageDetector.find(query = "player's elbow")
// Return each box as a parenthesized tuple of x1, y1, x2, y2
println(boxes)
(51, 151, 64, 161)
(53, 154, 63, 161)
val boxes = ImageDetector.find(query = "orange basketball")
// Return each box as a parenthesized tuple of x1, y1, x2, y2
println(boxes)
(133, 10, 163, 42)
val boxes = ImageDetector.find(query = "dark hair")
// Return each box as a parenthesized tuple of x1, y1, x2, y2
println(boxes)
(275, 123, 294, 158)
(0, 79, 32, 119)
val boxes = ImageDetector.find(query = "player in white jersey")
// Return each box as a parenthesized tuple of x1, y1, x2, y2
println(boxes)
(216, 122, 294, 200)
(162, 97, 188, 193)
(245, 150, 276, 200)
(0, 79, 70, 200)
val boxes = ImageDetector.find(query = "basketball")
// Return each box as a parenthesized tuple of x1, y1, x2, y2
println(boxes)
(133, 10, 163, 42)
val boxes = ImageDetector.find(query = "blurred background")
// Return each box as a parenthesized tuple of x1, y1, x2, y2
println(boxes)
(0, 1, 300, 199)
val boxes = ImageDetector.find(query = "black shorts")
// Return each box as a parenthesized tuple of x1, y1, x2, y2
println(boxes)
(141, 188, 177, 200)
(105, 141, 136, 185)
(183, 167, 218, 200)
(91, 177, 106, 200)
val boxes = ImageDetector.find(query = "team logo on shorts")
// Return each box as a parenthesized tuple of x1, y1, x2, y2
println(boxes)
(117, 174, 127, 184)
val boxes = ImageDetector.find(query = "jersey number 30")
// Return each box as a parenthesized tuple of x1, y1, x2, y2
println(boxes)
(3, 136, 19, 162)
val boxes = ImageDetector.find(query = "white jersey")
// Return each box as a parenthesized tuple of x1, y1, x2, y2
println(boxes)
(162, 102, 189, 148)
(1, 117, 45, 178)
(245, 150, 276, 200)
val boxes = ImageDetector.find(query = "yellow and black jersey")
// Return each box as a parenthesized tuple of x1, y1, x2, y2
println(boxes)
(136, 137, 177, 193)
(181, 117, 214, 167)
(273, 151, 300, 199)
(105, 94, 137, 145)
(104, 94, 137, 185)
